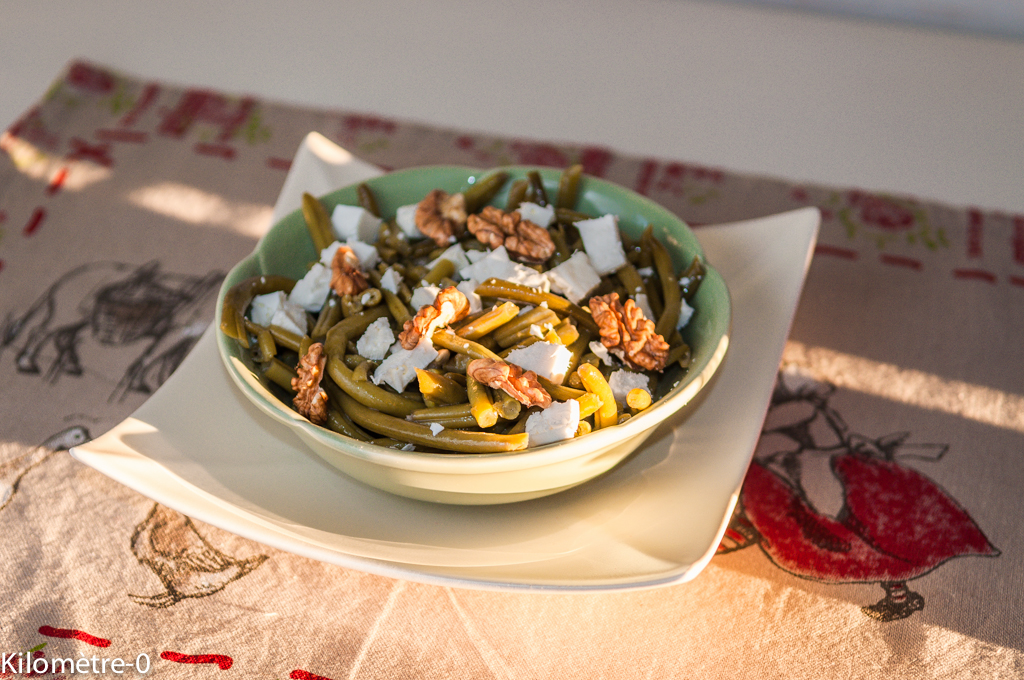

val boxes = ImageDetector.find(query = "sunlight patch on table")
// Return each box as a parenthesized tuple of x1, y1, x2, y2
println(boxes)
(1, 133, 111, 189)
(782, 340, 1024, 433)
(128, 181, 272, 238)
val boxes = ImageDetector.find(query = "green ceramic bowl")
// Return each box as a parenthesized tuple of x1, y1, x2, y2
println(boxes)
(216, 166, 731, 504)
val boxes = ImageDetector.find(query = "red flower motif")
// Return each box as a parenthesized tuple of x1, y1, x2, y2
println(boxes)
(67, 62, 115, 94)
(847, 191, 916, 231)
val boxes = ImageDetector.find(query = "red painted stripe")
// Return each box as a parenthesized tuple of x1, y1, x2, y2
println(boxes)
(814, 244, 858, 260)
(119, 82, 160, 127)
(38, 626, 111, 648)
(95, 128, 148, 143)
(194, 143, 236, 160)
(23, 207, 46, 236)
(953, 268, 997, 284)
(1014, 216, 1024, 265)
(47, 167, 68, 195)
(160, 651, 233, 670)
(634, 159, 658, 196)
(967, 208, 983, 258)
(879, 253, 922, 270)
(1009, 275, 1024, 288)
(267, 156, 292, 171)
(291, 670, 335, 680)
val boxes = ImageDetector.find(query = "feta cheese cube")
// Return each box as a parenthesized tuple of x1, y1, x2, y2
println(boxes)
(288, 263, 332, 312)
(608, 370, 651, 405)
(429, 422, 445, 435)
(427, 243, 470, 275)
(379, 267, 403, 295)
(516, 201, 555, 227)
(456, 279, 483, 313)
(372, 338, 438, 393)
(410, 284, 440, 310)
(635, 293, 656, 322)
(545, 251, 601, 303)
(678, 297, 695, 329)
(526, 399, 580, 447)
(356, 317, 395, 361)
(250, 291, 308, 336)
(395, 204, 422, 239)
(331, 204, 382, 243)
(575, 214, 627, 275)
(504, 341, 573, 384)
(588, 340, 616, 366)
(460, 245, 513, 282)
(506, 264, 551, 292)
(319, 240, 379, 269)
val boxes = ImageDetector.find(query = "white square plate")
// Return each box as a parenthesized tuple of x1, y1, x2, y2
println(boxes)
(72, 134, 819, 591)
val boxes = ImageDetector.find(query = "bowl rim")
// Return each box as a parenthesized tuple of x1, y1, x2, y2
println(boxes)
(216, 164, 732, 474)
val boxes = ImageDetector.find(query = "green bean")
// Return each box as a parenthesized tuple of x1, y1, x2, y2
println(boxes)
(323, 305, 389, 357)
(310, 295, 343, 342)
(338, 393, 528, 452)
(547, 225, 572, 265)
(263, 357, 296, 392)
(416, 368, 468, 405)
(407, 403, 479, 429)
(616, 263, 648, 299)
(326, 407, 373, 441)
(525, 170, 549, 207)
(680, 256, 706, 301)
(268, 324, 309, 354)
(463, 171, 509, 214)
(443, 352, 474, 374)
(327, 356, 422, 417)
(556, 164, 583, 209)
(474, 278, 599, 335)
(422, 258, 455, 285)
(430, 329, 503, 362)
(301, 192, 334, 252)
(352, 360, 376, 382)
(505, 179, 528, 211)
(372, 437, 415, 450)
(243, 319, 277, 363)
(456, 301, 520, 340)
(555, 207, 592, 225)
(466, 376, 500, 428)
(563, 327, 592, 381)
(666, 341, 692, 368)
(536, 376, 586, 402)
(493, 308, 560, 348)
(494, 390, 522, 420)
(359, 288, 383, 308)
(219, 275, 296, 347)
(506, 408, 540, 435)
(646, 229, 681, 338)
(357, 182, 381, 217)
(342, 353, 366, 369)
(578, 363, 617, 430)
(381, 289, 412, 326)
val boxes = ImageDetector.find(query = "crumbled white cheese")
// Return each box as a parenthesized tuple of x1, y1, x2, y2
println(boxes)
(637, 266, 654, 278)
(635, 293, 656, 322)
(379, 267, 403, 294)
(410, 284, 440, 310)
(457, 245, 549, 291)
(608, 370, 651, 405)
(372, 338, 438, 393)
(250, 291, 308, 336)
(545, 251, 601, 304)
(526, 399, 580, 447)
(319, 241, 342, 267)
(677, 297, 695, 329)
(575, 214, 627, 275)
(516, 201, 555, 227)
(288, 263, 332, 311)
(465, 248, 490, 264)
(394, 204, 422, 239)
(429, 422, 445, 436)
(529, 324, 544, 339)
(427, 243, 470, 275)
(331, 204, 382, 243)
(506, 264, 551, 292)
(456, 280, 483, 313)
(504, 341, 573, 384)
(356, 317, 395, 361)
(588, 341, 616, 366)
(517, 305, 535, 316)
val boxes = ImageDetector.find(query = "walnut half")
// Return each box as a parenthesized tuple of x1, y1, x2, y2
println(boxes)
(291, 342, 329, 425)
(331, 245, 370, 296)
(415, 189, 467, 247)
(467, 357, 551, 409)
(398, 286, 472, 349)
(588, 293, 669, 372)
(466, 206, 555, 264)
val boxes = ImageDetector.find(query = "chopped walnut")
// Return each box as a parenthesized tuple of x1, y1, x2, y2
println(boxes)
(291, 342, 329, 425)
(398, 286, 472, 349)
(466, 206, 555, 264)
(330, 245, 369, 296)
(415, 189, 467, 247)
(588, 293, 670, 372)
(467, 357, 552, 409)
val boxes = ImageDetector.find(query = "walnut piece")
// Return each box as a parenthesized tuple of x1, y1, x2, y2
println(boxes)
(466, 206, 555, 264)
(415, 189, 467, 247)
(398, 286, 472, 349)
(291, 342, 329, 425)
(588, 293, 669, 371)
(467, 357, 552, 409)
(330, 245, 369, 296)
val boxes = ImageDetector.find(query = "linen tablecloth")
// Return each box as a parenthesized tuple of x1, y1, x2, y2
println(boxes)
(1, 60, 1021, 678)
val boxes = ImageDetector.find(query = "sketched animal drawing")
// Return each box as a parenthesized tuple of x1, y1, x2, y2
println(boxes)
(130, 503, 268, 608)
(0, 426, 90, 512)
(1, 260, 223, 400)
